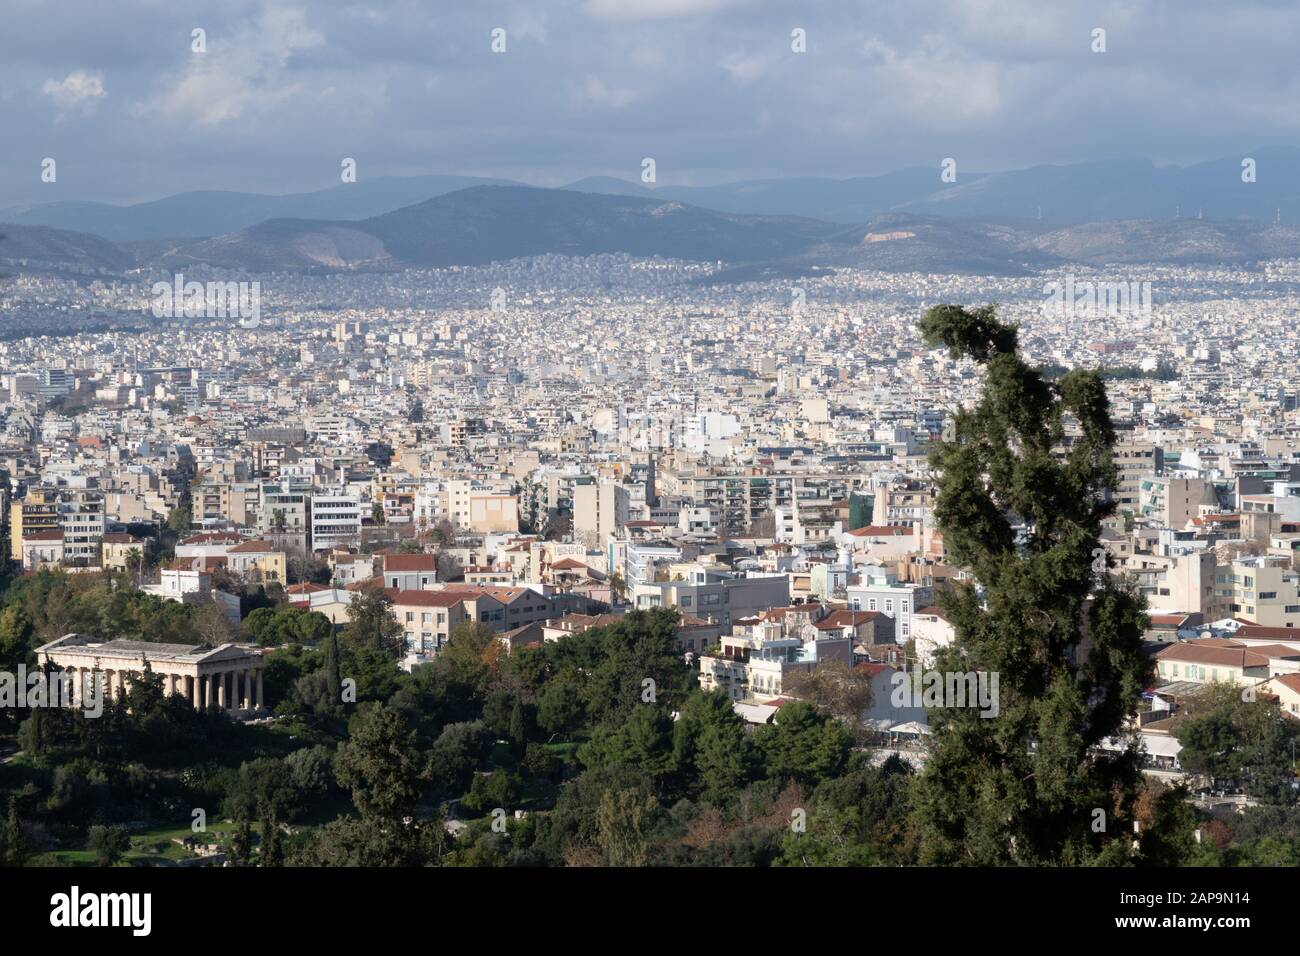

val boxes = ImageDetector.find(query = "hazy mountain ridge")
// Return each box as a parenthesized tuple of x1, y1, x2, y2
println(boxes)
(0, 224, 138, 275)
(7, 186, 1300, 281)
(7, 147, 1300, 243)
(149, 187, 849, 273)
(0, 175, 523, 242)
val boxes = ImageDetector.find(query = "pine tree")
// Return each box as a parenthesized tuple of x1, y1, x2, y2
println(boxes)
(508, 698, 527, 754)
(259, 814, 285, 867)
(0, 796, 26, 866)
(910, 305, 1151, 865)
(323, 630, 342, 700)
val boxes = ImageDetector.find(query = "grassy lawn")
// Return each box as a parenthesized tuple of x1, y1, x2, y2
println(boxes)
(34, 819, 265, 867)
(544, 740, 581, 761)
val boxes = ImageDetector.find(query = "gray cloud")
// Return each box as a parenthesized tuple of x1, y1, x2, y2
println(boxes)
(0, 0, 1296, 204)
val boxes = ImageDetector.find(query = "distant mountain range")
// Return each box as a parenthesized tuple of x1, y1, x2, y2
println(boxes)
(5, 171, 1300, 280)
(6, 147, 1300, 243)
(0, 175, 520, 242)
(141, 186, 852, 274)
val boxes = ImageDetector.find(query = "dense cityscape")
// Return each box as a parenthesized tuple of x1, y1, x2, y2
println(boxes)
(0, 250, 1297, 875)
(5, 0, 1298, 938)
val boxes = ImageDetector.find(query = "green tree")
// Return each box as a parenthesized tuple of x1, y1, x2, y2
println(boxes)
(0, 797, 27, 866)
(87, 824, 131, 867)
(259, 815, 285, 867)
(579, 704, 677, 783)
(165, 499, 192, 537)
(754, 700, 853, 787)
(225, 818, 254, 866)
(1176, 709, 1243, 783)
(341, 587, 404, 659)
(537, 681, 583, 737)
(461, 769, 521, 813)
(508, 698, 528, 752)
(909, 304, 1151, 865)
(673, 689, 751, 802)
(334, 703, 424, 820)
(596, 787, 658, 867)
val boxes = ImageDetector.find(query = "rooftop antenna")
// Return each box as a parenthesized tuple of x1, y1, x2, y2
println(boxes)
(1175, 205, 1180, 219)
(1197, 208, 1203, 220)
(1036, 205, 1042, 221)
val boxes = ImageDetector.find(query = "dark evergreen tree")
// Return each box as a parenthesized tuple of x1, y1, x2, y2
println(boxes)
(910, 304, 1151, 865)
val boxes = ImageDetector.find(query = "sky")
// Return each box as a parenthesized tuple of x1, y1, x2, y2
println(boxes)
(1, 0, 1298, 204)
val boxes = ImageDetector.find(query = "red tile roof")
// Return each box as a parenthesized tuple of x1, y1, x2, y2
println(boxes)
(1156, 642, 1269, 668)
(383, 553, 438, 572)
(815, 609, 884, 630)
(229, 539, 277, 553)
(391, 590, 464, 608)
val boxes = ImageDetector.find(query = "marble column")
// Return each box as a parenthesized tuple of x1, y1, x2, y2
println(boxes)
(256, 669, 263, 711)
(185, 674, 196, 707)
(231, 670, 243, 711)
(216, 672, 226, 708)
(167, 673, 178, 697)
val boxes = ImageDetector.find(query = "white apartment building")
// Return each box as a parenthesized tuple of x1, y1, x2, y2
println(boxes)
(310, 492, 362, 552)
(846, 566, 933, 642)
(632, 566, 790, 627)
(59, 491, 106, 562)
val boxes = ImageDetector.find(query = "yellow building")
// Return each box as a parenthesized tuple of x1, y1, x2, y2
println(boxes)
(227, 539, 287, 584)
(101, 533, 148, 572)
(10, 489, 59, 561)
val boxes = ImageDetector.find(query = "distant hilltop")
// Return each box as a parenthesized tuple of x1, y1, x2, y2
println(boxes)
(5, 181, 1300, 280)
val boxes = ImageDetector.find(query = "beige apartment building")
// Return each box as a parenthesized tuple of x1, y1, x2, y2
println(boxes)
(1216, 555, 1300, 627)
(1113, 441, 1164, 512)
(573, 479, 630, 548)
(1138, 475, 1212, 529)
(468, 493, 520, 533)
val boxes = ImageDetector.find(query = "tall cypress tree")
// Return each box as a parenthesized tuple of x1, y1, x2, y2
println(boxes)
(911, 305, 1151, 865)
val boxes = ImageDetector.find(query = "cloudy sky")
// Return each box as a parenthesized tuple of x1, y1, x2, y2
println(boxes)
(2, 0, 1297, 204)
